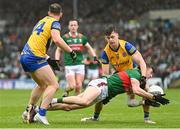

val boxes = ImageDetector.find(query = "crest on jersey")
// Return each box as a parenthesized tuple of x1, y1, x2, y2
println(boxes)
(122, 52, 127, 57)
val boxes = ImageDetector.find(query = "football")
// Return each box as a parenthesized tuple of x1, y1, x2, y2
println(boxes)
(148, 85, 164, 95)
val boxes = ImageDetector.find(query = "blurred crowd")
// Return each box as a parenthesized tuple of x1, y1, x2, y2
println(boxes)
(0, 0, 179, 87)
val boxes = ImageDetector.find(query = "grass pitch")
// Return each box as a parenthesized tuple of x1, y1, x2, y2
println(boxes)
(0, 88, 180, 128)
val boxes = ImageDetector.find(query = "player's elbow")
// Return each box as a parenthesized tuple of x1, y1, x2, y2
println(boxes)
(61, 105, 72, 111)
(63, 107, 72, 111)
(52, 38, 60, 45)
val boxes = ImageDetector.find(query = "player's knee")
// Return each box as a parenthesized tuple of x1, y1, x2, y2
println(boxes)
(127, 99, 141, 107)
(75, 83, 82, 91)
(51, 83, 59, 91)
(68, 84, 75, 90)
(76, 82, 82, 88)
(75, 86, 81, 92)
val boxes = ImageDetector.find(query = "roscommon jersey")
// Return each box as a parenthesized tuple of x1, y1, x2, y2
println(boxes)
(63, 32, 88, 66)
(24, 16, 61, 57)
(101, 40, 137, 72)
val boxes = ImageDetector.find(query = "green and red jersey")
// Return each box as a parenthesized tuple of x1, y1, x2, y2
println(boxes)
(62, 32, 88, 66)
(106, 68, 141, 100)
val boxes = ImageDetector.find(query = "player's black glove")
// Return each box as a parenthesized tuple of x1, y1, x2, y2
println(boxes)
(70, 50, 77, 62)
(140, 76, 146, 89)
(144, 99, 160, 107)
(153, 94, 170, 105)
(47, 58, 60, 71)
(93, 56, 100, 64)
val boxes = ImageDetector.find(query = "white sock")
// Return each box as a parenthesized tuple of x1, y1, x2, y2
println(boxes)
(51, 98, 58, 104)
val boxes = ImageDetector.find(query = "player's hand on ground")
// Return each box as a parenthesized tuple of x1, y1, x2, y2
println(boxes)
(153, 94, 170, 105)
(70, 50, 77, 62)
(144, 99, 160, 107)
(47, 58, 61, 71)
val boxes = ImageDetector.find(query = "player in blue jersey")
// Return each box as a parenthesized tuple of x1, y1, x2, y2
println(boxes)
(20, 3, 76, 125)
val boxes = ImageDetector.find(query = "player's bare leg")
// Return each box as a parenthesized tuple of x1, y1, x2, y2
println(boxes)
(143, 104, 156, 124)
(81, 102, 103, 122)
(48, 103, 86, 111)
(75, 73, 84, 95)
(64, 74, 76, 96)
(60, 86, 101, 106)
(126, 93, 155, 124)
(28, 85, 46, 105)
(22, 84, 45, 123)
(31, 65, 59, 125)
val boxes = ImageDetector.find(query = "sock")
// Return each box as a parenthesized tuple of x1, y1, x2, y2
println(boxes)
(35, 106, 39, 112)
(26, 104, 34, 112)
(57, 97, 63, 103)
(39, 108, 47, 116)
(93, 112, 100, 119)
(144, 111, 149, 120)
(51, 98, 58, 104)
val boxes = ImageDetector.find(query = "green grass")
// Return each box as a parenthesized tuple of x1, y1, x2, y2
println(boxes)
(0, 89, 180, 128)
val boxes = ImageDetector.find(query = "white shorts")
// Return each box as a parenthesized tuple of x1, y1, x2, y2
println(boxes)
(87, 69, 99, 79)
(87, 78, 108, 103)
(65, 65, 85, 77)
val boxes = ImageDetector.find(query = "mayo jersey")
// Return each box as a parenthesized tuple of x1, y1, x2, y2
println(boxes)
(101, 40, 137, 72)
(106, 68, 141, 101)
(25, 16, 61, 57)
(63, 32, 88, 66)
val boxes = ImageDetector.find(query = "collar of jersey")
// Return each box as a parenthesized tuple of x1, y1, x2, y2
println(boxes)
(69, 32, 78, 38)
(109, 43, 120, 52)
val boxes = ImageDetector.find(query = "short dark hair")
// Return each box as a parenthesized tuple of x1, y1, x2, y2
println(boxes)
(146, 63, 155, 72)
(105, 25, 118, 36)
(138, 63, 155, 72)
(69, 19, 79, 25)
(49, 3, 62, 15)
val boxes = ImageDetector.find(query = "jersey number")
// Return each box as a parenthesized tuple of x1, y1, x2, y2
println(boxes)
(33, 22, 45, 35)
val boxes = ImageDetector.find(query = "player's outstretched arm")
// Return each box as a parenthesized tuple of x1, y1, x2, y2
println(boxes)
(131, 79, 154, 100)
(131, 79, 170, 105)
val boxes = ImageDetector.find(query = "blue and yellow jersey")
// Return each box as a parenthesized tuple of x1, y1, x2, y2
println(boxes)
(101, 40, 137, 72)
(23, 16, 61, 57)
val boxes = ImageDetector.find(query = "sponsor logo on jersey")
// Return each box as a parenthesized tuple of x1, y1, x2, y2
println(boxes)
(67, 40, 72, 43)
(69, 44, 83, 51)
